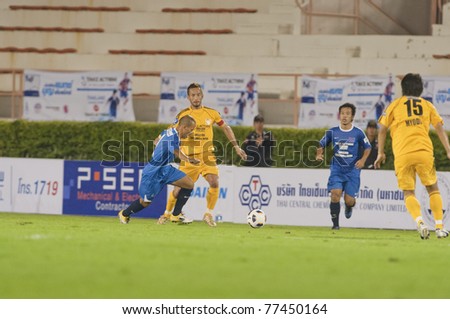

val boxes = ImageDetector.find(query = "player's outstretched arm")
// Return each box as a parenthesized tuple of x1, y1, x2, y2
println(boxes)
(374, 124, 387, 169)
(220, 124, 247, 160)
(434, 122, 450, 160)
(316, 147, 324, 161)
(174, 149, 200, 164)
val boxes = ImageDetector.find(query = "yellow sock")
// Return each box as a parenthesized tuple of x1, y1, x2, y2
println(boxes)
(429, 191, 444, 229)
(405, 195, 423, 226)
(206, 187, 219, 210)
(165, 190, 177, 214)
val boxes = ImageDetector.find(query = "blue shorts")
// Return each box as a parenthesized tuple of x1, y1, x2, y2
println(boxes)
(120, 90, 128, 98)
(327, 168, 361, 198)
(139, 164, 186, 202)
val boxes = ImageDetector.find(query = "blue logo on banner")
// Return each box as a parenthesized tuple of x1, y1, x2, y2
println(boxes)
(239, 175, 271, 210)
(63, 160, 166, 218)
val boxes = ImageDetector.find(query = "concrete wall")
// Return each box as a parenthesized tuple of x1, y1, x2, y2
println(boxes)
(1, 43, 448, 93)
(0, 0, 282, 12)
(3, 31, 450, 59)
(0, 96, 15, 118)
(305, 0, 431, 35)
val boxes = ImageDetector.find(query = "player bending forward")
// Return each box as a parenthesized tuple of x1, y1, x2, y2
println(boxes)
(118, 115, 199, 224)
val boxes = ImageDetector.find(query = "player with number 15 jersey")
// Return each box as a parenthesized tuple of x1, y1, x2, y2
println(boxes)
(376, 73, 450, 239)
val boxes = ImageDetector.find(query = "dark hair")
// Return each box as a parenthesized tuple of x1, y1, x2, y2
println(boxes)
(254, 114, 264, 123)
(338, 103, 356, 116)
(367, 120, 378, 128)
(187, 83, 202, 95)
(401, 73, 423, 97)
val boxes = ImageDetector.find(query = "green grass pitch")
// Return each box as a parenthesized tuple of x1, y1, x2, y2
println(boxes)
(1, 212, 449, 299)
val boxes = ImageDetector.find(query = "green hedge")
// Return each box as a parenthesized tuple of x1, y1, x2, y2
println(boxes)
(1, 120, 449, 171)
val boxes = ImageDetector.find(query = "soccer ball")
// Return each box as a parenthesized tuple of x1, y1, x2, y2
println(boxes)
(247, 209, 266, 228)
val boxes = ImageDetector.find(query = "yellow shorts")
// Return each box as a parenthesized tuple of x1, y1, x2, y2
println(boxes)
(394, 151, 437, 190)
(178, 153, 219, 183)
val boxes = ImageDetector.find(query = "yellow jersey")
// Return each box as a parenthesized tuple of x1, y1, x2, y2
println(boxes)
(378, 96, 443, 157)
(175, 105, 224, 156)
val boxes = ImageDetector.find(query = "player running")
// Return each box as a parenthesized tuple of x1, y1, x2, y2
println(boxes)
(375, 73, 450, 239)
(118, 115, 199, 224)
(316, 103, 372, 230)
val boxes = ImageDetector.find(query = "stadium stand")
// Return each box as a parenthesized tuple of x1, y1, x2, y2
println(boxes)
(9, 5, 130, 11)
(0, 0, 449, 124)
(0, 47, 76, 53)
(161, 8, 258, 13)
(108, 49, 207, 55)
(135, 29, 233, 34)
(0, 26, 104, 32)
(433, 54, 450, 59)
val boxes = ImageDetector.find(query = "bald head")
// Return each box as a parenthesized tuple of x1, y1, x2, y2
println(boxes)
(177, 115, 196, 138)
(178, 115, 196, 127)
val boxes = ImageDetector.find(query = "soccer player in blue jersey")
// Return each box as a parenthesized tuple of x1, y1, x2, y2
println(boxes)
(118, 115, 199, 224)
(316, 103, 372, 230)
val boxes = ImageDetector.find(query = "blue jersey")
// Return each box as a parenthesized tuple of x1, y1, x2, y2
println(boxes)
(138, 127, 185, 202)
(149, 127, 180, 166)
(319, 125, 371, 172)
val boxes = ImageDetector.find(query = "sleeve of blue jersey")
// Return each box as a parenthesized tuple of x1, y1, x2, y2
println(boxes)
(361, 129, 372, 149)
(319, 129, 332, 148)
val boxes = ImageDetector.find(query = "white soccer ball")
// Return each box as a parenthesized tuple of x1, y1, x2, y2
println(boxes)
(247, 209, 267, 228)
